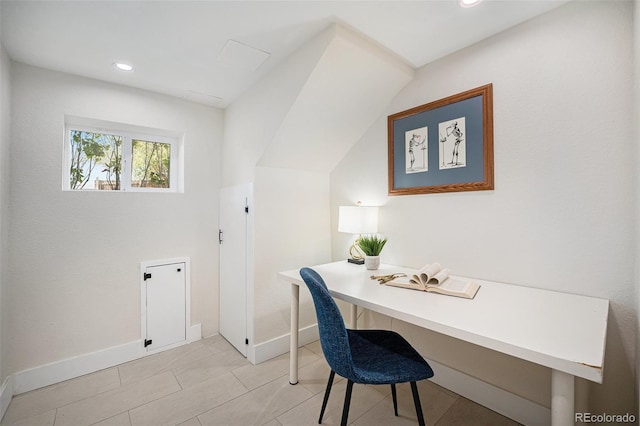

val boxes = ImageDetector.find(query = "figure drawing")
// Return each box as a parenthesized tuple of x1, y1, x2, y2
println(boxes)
(438, 117, 466, 170)
(405, 126, 428, 174)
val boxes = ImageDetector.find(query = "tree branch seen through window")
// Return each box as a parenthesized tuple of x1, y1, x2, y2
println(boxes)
(69, 130, 122, 190)
(66, 125, 177, 192)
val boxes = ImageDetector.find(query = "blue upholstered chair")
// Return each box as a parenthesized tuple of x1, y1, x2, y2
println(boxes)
(300, 267, 434, 426)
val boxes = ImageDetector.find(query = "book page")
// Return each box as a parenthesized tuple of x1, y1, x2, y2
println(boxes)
(439, 278, 469, 292)
(409, 264, 429, 285)
(386, 275, 425, 291)
(427, 268, 450, 285)
(429, 278, 480, 299)
(418, 263, 442, 284)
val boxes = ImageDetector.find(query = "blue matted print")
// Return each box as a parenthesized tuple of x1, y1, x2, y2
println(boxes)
(387, 84, 494, 195)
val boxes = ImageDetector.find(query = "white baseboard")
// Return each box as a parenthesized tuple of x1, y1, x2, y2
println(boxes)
(252, 324, 319, 365)
(421, 359, 549, 426)
(10, 324, 201, 396)
(13, 340, 143, 395)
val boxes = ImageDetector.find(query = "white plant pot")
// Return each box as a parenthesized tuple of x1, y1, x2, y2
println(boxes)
(364, 255, 380, 270)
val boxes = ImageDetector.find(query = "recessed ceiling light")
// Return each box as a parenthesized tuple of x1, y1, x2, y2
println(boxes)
(459, 0, 483, 8)
(113, 62, 134, 72)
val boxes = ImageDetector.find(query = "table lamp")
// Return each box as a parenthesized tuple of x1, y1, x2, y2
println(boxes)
(338, 204, 378, 264)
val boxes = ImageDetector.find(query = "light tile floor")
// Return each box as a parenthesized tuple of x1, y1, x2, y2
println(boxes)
(1, 336, 520, 426)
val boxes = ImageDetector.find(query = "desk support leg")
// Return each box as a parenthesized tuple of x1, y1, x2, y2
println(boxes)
(350, 304, 357, 329)
(289, 283, 299, 385)
(551, 369, 574, 426)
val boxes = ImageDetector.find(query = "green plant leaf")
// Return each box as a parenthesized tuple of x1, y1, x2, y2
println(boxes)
(357, 235, 388, 256)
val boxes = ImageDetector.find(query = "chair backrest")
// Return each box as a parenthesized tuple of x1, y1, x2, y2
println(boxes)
(300, 267, 355, 380)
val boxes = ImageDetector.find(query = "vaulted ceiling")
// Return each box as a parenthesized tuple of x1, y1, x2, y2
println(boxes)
(0, 1, 569, 108)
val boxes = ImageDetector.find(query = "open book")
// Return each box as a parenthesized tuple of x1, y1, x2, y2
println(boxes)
(373, 263, 480, 299)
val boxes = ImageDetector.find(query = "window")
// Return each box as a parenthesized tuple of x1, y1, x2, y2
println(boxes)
(64, 119, 181, 192)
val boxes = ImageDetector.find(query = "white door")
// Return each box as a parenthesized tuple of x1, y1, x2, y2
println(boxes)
(219, 184, 251, 356)
(145, 262, 186, 350)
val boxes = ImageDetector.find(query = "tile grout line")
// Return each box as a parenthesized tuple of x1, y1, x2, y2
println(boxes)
(4, 339, 513, 426)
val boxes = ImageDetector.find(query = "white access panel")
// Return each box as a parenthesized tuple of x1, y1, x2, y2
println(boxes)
(144, 262, 186, 350)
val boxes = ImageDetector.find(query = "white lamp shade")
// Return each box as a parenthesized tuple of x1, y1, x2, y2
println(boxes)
(338, 206, 378, 234)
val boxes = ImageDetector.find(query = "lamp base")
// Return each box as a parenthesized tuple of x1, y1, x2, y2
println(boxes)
(347, 258, 365, 265)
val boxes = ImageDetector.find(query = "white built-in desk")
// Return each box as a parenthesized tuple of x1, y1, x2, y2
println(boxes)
(278, 261, 609, 426)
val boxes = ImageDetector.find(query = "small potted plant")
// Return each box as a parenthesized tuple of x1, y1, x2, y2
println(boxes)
(357, 234, 388, 270)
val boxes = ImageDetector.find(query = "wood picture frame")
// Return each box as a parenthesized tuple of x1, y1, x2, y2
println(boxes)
(387, 84, 494, 195)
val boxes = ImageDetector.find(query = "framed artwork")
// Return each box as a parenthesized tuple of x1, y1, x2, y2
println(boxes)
(387, 84, 494, 195)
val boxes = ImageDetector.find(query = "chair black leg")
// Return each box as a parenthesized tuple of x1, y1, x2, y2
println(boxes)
(390, 384, 398, 416)
(318, 370, 336, 424)
(341, 380, 354, 426)
(410, 381, 425, 426)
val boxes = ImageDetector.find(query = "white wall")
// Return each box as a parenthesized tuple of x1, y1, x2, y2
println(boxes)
(253, 166, 331, 343)
(222, 28, 336, 352)
(0, 9, 11, 383)
(7, 64, 223, 375)
(221, 26, 334, 187)
(224, 24, 413, 350)
(332, 0, 634, 415)
(257, 25, 413, 173)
